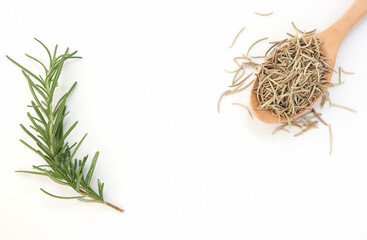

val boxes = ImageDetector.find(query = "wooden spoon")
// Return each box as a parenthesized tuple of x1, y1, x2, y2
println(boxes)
(250, 0, 367, 123)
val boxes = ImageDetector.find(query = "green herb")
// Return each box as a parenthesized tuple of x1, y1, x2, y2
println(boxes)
(7, 38, 123, 213)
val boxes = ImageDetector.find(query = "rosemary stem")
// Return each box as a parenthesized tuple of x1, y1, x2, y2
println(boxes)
(105, 201, 124, 213)
(45, 70, 55, 155)
(79, 189, 124, 213)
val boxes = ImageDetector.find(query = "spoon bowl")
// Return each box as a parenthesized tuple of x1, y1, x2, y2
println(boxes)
(250, 0, 367, 123)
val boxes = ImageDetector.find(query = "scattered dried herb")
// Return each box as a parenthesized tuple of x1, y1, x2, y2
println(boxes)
(255, 12, 273, 16)
(341, 68, 354, 75)
(232, 103, 253, 119)
(331, 103, 357, 112)
(291, 22, 316, 34)
(338, 66, 342, 84)
(247, 37, 269, 56)
(229, 26, 246, 49)
(329, 124, 333, 155)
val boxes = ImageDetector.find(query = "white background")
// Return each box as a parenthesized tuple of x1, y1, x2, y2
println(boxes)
(0, 0, 367, 239)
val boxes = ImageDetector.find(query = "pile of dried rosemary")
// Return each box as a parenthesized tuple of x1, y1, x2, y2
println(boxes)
(256, 34, 333, 120)
(220, 21, 356, 155)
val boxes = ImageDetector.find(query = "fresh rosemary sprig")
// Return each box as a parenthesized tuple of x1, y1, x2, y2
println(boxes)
(7, 38, 123, 212)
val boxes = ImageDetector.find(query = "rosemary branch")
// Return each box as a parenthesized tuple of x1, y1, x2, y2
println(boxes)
(7, 38, 123, 213)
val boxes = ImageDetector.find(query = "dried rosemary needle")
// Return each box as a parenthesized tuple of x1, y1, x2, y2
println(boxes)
(232, 103, 253, 119)
(255, 12, 273, 16)
(229, 26, 246, 48)
(329, 124, 333, 155)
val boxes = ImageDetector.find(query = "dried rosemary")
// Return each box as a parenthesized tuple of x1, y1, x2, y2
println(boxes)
(331, 103, 357, 112)
(329, 124, 333, 155)
(341, 68, 354, 75)
(255, 12, 273, 16)
(220, 19, 357, 155)
(229, 26, 246, 49)
(291, 22, 316, 34)
(338, 67, 342, 84)
(247, 37, 269, 56)
(255, 33, 333, 119)
(232, 103, 253, 119)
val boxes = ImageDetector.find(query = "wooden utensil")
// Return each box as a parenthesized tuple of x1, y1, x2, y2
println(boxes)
(250, 0, 367, 123)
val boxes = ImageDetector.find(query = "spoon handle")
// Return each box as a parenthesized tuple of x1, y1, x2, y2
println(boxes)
(324, 0, 367, 42)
